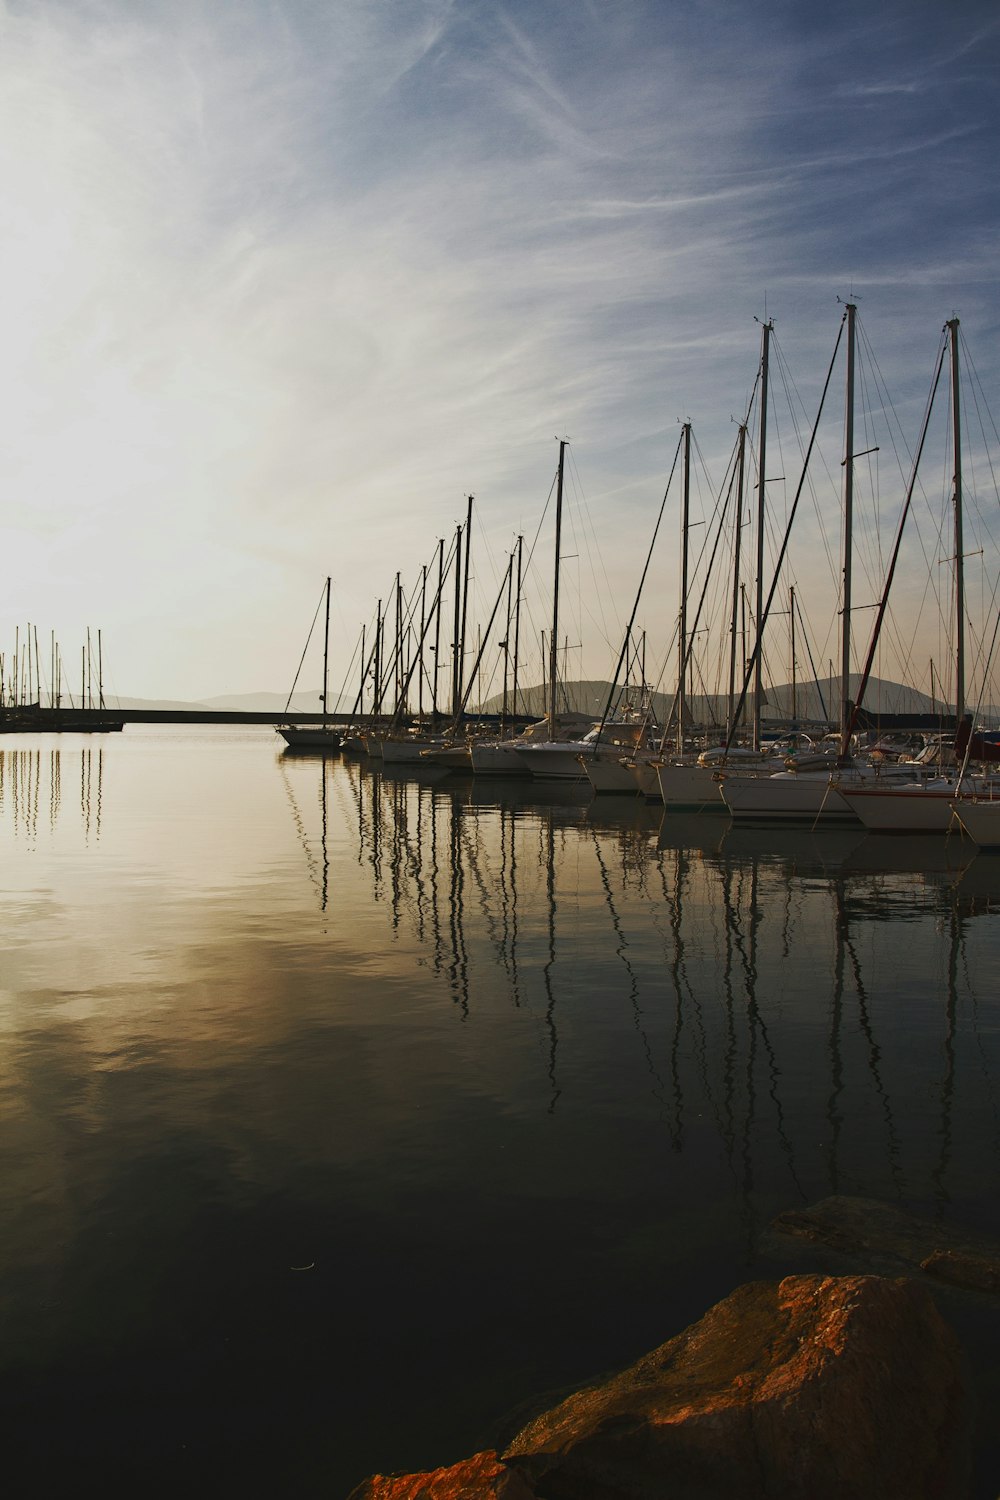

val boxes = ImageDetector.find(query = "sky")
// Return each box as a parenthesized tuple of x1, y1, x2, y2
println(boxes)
(1, 0, 999, 707)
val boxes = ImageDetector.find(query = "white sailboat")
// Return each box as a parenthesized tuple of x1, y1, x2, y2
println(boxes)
(832, 318, 996, 834)
(718, 303, 934, 826)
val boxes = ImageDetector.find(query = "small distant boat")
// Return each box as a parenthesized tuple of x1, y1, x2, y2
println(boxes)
(278, 577, 342, 752)
(0, 705, 124, 734)
(278, 724, 342, 750)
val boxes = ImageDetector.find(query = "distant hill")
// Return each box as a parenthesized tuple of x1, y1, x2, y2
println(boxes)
(198, 689, 349, 713)
(102, 677, 996, 726)
(101, 694, 213, 711)
(106, 689, 349, 713)
(479, 676, 968, 726)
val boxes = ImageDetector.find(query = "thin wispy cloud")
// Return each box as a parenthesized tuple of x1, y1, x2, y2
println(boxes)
(0, 0, 997, 699)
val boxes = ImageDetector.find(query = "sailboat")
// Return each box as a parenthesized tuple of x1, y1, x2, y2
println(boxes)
(651, 340, 789, 812)
(718, 304, 934, 825)
(278, 577, 343, 750)
(470, 441, 594, 778)
(837, 318, 1000, 832)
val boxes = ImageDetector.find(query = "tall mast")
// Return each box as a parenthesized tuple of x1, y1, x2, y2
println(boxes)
(678, 423, 691, 754)
(790, 585, 797, 722)
(753, 321, 772, 750)
(322, 577, 331, 723)
(947, 317, 964, 724)
(359, 625, 366, 716)
(433, 537, 444, 718)
(840, 301, 856, 744)
(501, 548, 514, 724)
(394, 572, 402, 716)
(512, 533, 524, 722)
(727, 424, 747, 738)
(549, 441, 566, 731)
(373, 599, 383, 718)
(418, 565, 427, 718)
(451, 523, 463, 716)
(458, 495, 473, 710)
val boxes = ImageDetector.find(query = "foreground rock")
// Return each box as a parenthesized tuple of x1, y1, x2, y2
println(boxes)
(349, 1273, 970, 1499)
(348, 1450, 534, 1500)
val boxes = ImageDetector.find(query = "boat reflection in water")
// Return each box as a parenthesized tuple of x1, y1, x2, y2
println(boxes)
(281, 752, 1000, 1240)
(0, 741, 104, 842)
(3, 730, 1000, 1494)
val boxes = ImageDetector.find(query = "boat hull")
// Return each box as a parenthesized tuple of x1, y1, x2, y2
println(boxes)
(513, 744, 591, 780)
(953, 799, 1000, 848)
(585, 755, 640, 794)
(278, 727, 341, 750)
(719, 773, 858, 825)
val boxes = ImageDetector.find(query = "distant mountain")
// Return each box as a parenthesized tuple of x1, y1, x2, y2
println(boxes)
(105, 689, 350, 713)
(479, 676, 968, 726)
(102, 677, 995, 726)
(198, 689, 350, 712)
(103, 694, 215, 711)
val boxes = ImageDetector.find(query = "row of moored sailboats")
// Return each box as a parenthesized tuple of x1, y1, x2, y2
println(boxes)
(280, 308, 1000, 849)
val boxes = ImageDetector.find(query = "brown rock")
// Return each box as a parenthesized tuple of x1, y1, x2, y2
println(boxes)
(346, 1449, 536, 1500)
(503, 1274, 969, 1500)
(771, 1193, 1000, 1293)
(921, 1247, 1000, 1294)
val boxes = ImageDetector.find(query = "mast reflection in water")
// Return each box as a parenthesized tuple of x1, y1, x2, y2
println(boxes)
(1, 727, 999, 1492)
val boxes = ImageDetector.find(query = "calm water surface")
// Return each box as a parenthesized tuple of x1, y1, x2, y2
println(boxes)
(2, 727, 999, 1493)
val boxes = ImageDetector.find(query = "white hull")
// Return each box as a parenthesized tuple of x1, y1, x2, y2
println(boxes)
(719, 760, 941, 826)
(720, 772, 857, 824)
(513, 743, 592, 780)
(953, 799, 1000, 848)
(469, 742, 531, 776)
(420, 744, 473, 769)
(585, 755, 641, 794)
(625, 760, 662, 800)
(380, 737, 450, 765)
(842, 778, 1000, 834)
(656, 761, 730, 814)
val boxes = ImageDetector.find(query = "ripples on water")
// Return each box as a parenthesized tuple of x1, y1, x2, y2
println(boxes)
(1, 728, 999, 1492)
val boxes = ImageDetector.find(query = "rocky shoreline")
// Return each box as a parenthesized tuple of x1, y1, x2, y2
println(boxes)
(347, 1197, 1000, 1500)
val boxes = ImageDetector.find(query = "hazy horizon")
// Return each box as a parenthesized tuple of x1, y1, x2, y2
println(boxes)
(2, 2, 999, 709)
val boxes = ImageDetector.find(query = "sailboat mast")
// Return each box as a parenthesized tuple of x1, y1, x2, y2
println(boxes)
(840, 301, 856, 744)
(947, 318, 964, 724)
(502, 548, 513, 724)
(512, 533, 524, 721)
(373, 599, 383, 719)
(790, 585, 797, 722)
(458, 495, 473, 710)
(754, 321, 772, 750)
(727, 424, 747, 740)
(549, 441, 566, 730)
(394, 572, 402, 716)
(451, 523, 463, 716)
(358, 625, 366, 716)
(418, 565, 427, 719)
(322, 577, 331, 723)
(678, 423, 691, 754)
(433, 537, 444, 718)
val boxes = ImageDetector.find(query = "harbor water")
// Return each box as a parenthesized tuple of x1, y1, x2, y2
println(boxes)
(2, 727, 999, 1492)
